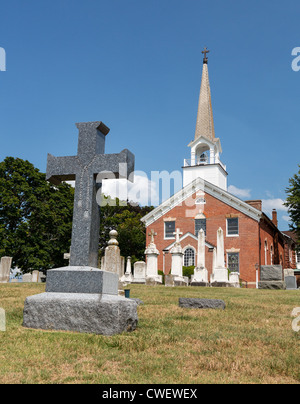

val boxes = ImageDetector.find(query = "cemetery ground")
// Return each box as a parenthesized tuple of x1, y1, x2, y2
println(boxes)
(0, 283, 299, 384)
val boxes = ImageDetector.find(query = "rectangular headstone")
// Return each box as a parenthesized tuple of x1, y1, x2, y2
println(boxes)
(284, 268, 295, 277)
(0, 257, 12, 283)
(285, 275, 297, 290)
(22, 273, 32, 283)
(132, 261, 146, 284)
(31, 270, 40, 283)
(260, 265, 283, 281)
(45, 267, 118, 295)
(0, 308, 6, 332)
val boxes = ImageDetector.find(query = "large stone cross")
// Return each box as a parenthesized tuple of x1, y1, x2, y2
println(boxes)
(46, 121, 135, 268)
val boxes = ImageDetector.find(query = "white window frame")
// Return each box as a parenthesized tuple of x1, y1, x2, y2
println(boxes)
(226, 217, 239, 237)
(164, 221, 176, 240)
(227, 252, 240, 273)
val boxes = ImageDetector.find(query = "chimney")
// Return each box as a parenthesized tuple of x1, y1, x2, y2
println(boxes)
(272, 209, 278, 227)
(245, 200, 262, 211)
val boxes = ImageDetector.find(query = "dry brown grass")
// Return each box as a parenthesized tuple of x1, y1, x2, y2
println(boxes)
(0, 283, 299, 384)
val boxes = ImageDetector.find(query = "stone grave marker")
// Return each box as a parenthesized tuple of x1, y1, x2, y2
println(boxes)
(170, 229, 187, 286)
(258, 265, 286, 290)
(191, 229, 209, 286)
(0, 308, 5, 332)
(285, 275, 297, 290)
(0, 257, 12, 283)
(179, 298, 226, 310)
(103, 230, 123, 278)
(31, 270, 40, 283)
(132, 261, 146, 284)
(23, 121, 138, 335)
(22, 273, 32, 283)
(145, 229, 162, 284)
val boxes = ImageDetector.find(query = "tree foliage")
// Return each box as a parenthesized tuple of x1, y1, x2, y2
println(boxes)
(0, 157, 154, 272)
(285, 164, 300, 244)
(99, 195, 154, 264)
(0, 157, 74, 272)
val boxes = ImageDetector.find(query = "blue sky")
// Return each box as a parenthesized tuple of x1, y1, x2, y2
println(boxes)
(0, 0, 299, 230)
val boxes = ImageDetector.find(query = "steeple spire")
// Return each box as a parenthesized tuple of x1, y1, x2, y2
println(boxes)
(194, 48, 215, 141)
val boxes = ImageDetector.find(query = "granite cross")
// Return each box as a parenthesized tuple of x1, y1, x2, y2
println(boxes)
(46, 121, 135, 268)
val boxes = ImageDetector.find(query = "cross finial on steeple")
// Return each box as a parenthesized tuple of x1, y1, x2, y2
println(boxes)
(202, 47, 210, 64)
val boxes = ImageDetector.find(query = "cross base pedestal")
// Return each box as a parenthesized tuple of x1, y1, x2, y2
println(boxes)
(23, 267, 138, 336)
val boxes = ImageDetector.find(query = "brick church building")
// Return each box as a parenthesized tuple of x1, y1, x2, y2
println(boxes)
(141, 50, 298, 287)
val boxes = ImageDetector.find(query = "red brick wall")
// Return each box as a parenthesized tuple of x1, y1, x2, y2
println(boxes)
(259, 218, 285, 269)
(145, 191, 260, 286)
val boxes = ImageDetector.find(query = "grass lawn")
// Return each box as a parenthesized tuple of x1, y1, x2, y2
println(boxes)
(0, 283, 299, 384)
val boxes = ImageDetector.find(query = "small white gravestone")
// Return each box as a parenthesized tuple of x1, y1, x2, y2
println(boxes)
(22, 273, 32, 283)
(229, 272, 240, 288)
(0, 257, 12, 283)
(31, 270, 40, 283)
(0, 308, 5, 332)
(133, 261, 146, 284)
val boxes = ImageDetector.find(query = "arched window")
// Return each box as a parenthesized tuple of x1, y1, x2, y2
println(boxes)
(184, 248, 195, 266)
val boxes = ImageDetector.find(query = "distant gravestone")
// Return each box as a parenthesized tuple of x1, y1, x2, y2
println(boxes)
(104, 230, 123, 278)
(260, 265, 283, 281)
(23, 121, 138, 335)
(22, 273, 32, 283)
(285, 276, 297, 290)
(0, 257, 12, 283)
(144, 230, 162, 284)
(0, 308, 5, 332)
(132, 261, 146, 284)
(179, 298, 226, 310)
(211, 227, 229, 286)
(120, 256, 133, 284)
(31, 270, 40, 283)
(170, 229, 188, 286)
(165, 274, 175, 287)
(258, 265, 286, 290)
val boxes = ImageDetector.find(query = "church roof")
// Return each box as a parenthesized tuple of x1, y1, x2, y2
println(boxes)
(194, 58, 215, 142)
(141, 178, 262, 227)
(163, 232, 216, 251)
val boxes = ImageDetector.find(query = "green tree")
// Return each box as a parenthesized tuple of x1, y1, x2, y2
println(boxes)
(99, 195, 154, 263)
(285, 164, 300, 244)
(0, 157, 74, 272)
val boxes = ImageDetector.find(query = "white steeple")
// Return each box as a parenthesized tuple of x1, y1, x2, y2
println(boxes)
(183, 49, 227, 190)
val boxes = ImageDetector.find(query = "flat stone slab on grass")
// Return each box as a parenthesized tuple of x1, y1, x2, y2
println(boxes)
(179, 298, 226, 310)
